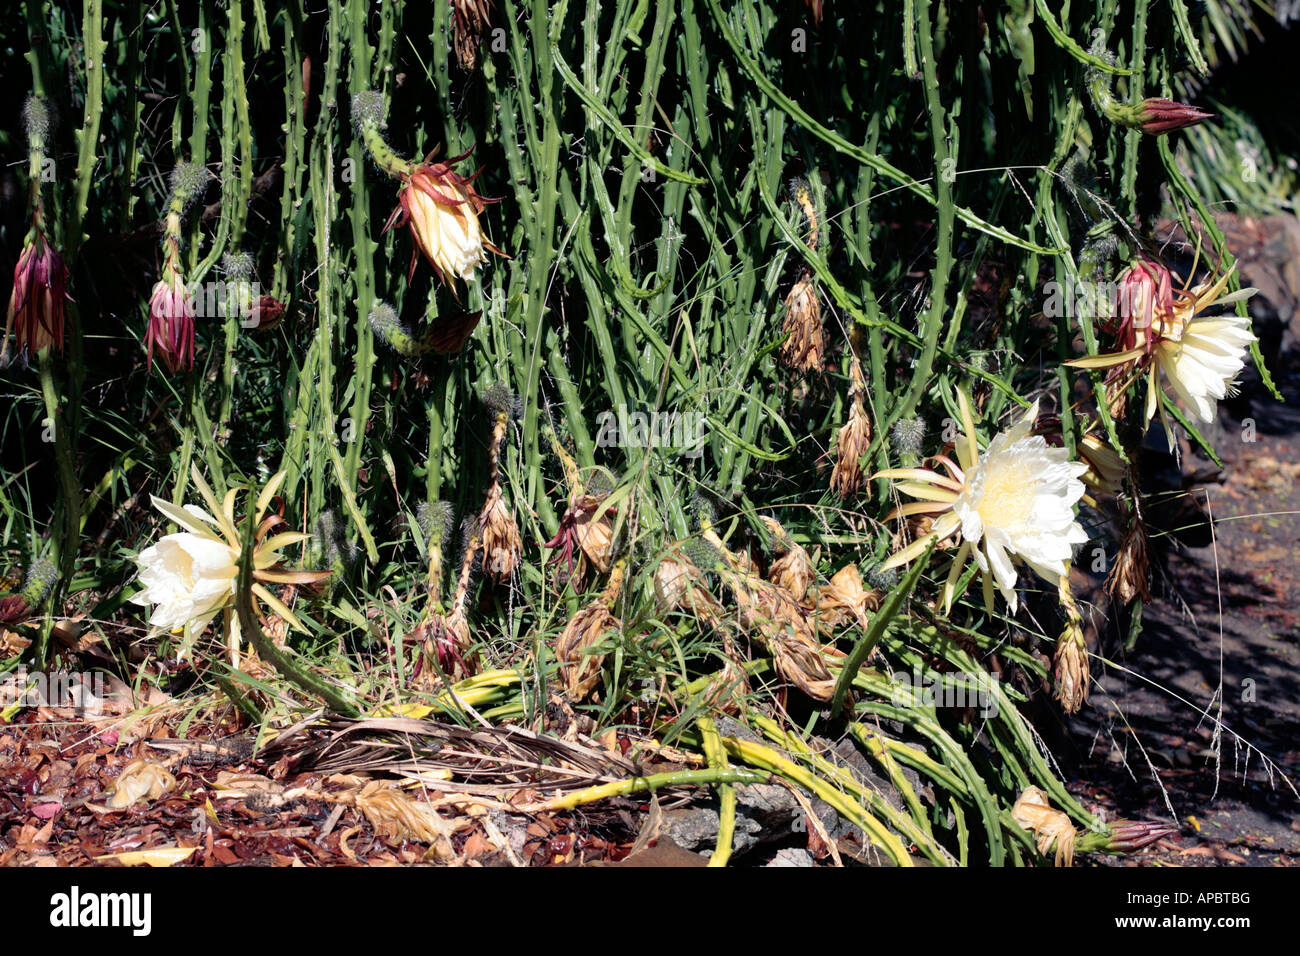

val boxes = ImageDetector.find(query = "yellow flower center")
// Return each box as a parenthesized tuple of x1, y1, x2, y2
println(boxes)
(977, 461, 1035, 530)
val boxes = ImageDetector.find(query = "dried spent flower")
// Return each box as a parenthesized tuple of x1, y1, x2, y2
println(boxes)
(1012, 786, 1077, 866)
(555, 561, 626, 699)
(830, 354, 872, 498)
(814, 563, 881, 633)
(1107, 520, 1151, 605)
(452, 0, 495, 70)
(759, 516, 814, 603)
(480, 489, 522, 584)
(779, 276, 825, 372)
(1053, 574, 1090, 713)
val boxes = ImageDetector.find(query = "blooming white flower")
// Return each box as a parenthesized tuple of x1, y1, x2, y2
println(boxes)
(1150, 310, 1254, 425)
(875, 396, 1088, 613)
(407, 176, 486, 282)
(383, 152, 505, 288)
(948, 404, 1089, 611)
(1069, 259, 1257, 449)
(130, 514, 238, 633)
(129, 467, 328, 661)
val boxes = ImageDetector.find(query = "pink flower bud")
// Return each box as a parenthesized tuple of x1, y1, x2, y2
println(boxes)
(5, 233, 69, 359)
(145, 273, 195, 373)
(1103, 819, 1179, 853)
(1135, 98, 1213, 136)
(1115, 257, 1173, 348)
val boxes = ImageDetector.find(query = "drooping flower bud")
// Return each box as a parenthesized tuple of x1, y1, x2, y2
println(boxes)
(381, 148, 507, 290)
(0, 558, 58, 624)
(1114, 257, 1174, 348)
(146, 270, 195, 374)
(4, 232, 69, 362)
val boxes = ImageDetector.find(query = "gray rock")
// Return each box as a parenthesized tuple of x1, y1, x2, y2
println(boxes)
(765, 847, 815, 867)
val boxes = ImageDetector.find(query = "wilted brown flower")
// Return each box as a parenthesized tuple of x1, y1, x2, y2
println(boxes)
(759, 516, 814, 603)
(1011, 786, 1077, 866)
(780, 275, 825, 372)
(1107, 519, 1151, 605)
(1054, 573, 1090, 713)
(556, 603, 618, 700)
(830, 354, 871, 498)
(653, 552, 723, 618)
(555, 560, 626, 699)
(347, 780, 470, 856)
(480, 488, 521, 584)
(703, 524, 838, 702)
(452, 0, 495, 70)
(653, 556, 696, 612)
(814, 563, 881, 632)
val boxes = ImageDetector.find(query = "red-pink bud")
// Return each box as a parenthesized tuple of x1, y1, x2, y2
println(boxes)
(1115, 257, 1173, 348)
(1103, 818, 1179, 853)
(5, 233, 69, 359)
(145, 273, 195, 374)
(1135, 98, 1213, 136)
